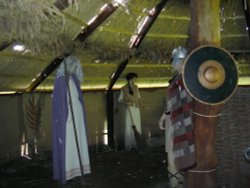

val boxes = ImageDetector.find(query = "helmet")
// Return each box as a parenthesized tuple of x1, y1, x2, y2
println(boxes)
(171, 46, 187, 66)
(172, 46, 187, 59)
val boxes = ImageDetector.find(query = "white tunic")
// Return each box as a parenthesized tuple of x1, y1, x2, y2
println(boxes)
(159, 112, 183, 188)
(65, 77, 91, 180)
(118, 90, 141, 151)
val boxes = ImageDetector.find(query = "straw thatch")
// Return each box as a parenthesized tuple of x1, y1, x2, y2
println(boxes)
(0, 0, 250, 92)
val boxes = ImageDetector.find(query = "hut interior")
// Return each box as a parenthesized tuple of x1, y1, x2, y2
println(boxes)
(0, 0, 250, 187)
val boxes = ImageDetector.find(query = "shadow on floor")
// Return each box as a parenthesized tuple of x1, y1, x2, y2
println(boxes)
(0, 147, 170, 188)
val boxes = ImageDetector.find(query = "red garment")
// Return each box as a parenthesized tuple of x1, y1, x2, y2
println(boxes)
(167, 74, 196, 171)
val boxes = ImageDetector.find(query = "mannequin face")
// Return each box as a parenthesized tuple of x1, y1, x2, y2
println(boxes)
(129, 77, 136, 85)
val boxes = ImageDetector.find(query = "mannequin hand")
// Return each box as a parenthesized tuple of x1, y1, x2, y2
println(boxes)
(158, 122, 165, 130)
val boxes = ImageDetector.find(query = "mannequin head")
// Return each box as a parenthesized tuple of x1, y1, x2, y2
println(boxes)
(171, 46, 187, 74)
(126, 72, 138, 84)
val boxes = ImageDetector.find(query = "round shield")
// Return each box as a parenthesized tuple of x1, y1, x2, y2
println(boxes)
(183, 45, 238, 105)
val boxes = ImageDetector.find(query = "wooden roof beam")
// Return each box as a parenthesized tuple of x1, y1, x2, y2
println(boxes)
(0, 41, 12, 52)
(74, 3, 119, 42)
(26, 1, 119, 92)
(242, 0, 250, 40)
(107, 0, 169, 90)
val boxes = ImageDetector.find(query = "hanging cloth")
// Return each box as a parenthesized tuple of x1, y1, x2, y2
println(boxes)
(167, 74, 196, 171)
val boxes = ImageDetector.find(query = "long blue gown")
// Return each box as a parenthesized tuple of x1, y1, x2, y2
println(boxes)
(52, 55, 91, 184)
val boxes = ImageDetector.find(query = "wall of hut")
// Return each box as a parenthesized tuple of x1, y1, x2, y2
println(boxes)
(0, 88, 166, 159)
(217, 87, 250, 188)
(0, 87, 250, 187)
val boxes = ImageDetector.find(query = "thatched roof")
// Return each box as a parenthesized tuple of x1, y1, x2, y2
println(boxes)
(0, 0, 250, 93)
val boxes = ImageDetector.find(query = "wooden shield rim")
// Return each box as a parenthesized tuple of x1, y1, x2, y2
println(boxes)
(182, 45, 238, 105)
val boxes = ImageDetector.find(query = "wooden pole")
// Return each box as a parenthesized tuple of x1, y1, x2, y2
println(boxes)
(185, 1, 221, 188)
(189, 0, 221, 50)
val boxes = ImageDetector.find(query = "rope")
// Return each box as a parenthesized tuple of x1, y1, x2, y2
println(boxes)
(193, 111, 221, 118)
(188, 169, 216, 173)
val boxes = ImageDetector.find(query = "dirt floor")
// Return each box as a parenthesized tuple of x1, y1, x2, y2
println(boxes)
(0, 147, 170, 188)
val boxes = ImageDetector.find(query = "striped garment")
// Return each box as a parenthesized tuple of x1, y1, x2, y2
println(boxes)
(167, 74, 196, 171)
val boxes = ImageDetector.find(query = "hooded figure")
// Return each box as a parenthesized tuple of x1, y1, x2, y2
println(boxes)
(52, 55, 91, 184)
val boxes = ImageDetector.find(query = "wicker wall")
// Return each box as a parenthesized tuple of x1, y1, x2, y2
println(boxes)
(216, 87, 250, 188)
